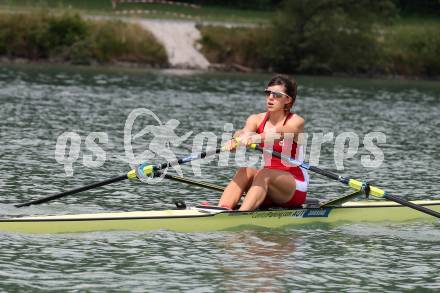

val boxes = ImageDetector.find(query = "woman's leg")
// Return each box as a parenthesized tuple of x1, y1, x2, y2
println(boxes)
(239, 169, 296, 211)
(218, 167, 258, 209)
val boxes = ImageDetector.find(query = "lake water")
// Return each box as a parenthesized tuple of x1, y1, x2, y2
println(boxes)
(0, 64, 439, 292)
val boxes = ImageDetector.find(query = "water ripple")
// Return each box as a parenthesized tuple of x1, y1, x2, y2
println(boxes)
(1, 65, 440, 292)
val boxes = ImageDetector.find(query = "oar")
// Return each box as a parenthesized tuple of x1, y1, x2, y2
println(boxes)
(157, 173, 247, 198)
(157, 172, 226, 192)
(15, 147, 224, 208)
(320, 190, 362, 207)
(249, 144, 440, 218)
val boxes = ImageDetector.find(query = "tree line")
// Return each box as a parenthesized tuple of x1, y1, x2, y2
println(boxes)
(174, 0, 440, 15)
(199, 0, 440, 77)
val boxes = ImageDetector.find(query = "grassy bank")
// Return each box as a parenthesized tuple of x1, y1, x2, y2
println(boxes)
(0, 0, 113, 12)
(382, 19, 440, 76)
(198, 26, 271, 70)
(0, 0, 272, 24)
(0, 11, 168, 66)
(199, 18, 440, 78)
(1, 2, 439, 78)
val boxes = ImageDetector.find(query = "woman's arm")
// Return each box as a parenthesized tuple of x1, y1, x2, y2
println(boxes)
(238, 114, 304, 146)
(225, 114, 261, 150)
(234, 114, 259, 136)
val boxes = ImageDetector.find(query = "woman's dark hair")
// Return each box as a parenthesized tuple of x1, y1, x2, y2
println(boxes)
(267, 75, 297, 111)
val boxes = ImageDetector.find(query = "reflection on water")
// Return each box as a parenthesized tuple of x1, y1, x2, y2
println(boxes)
(218, 231, 299, 292)
(0, 64, 440, 292)
(0, 223, 439, 292)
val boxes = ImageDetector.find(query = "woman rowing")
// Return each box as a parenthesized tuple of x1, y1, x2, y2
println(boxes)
(218, 75, 309, 211)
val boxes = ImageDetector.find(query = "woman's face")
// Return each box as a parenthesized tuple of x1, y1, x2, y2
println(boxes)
(264, 84, 292, 112)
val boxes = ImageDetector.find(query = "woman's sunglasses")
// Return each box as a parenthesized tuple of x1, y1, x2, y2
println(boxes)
(264, 89, 291, 99)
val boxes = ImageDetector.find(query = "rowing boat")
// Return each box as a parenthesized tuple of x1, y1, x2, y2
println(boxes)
(2, 199, 439, 234)
(9, 143, 440, 234)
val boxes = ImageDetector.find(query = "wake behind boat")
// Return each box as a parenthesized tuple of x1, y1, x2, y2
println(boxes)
(2, 199, 440, 234)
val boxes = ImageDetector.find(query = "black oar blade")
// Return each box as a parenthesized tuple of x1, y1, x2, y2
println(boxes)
(15, 174, 128, 208)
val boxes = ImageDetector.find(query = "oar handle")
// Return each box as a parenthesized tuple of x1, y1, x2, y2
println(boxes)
(15, 175, 128, 208)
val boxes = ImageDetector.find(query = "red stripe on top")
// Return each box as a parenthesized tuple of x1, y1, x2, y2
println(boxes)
(256, 112, 305, 181)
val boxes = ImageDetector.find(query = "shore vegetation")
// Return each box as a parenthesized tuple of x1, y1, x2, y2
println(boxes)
(199, 0, 440, 78)
(0, 0, 273, 24)
(0, 11, 168, 66)
(0, 0, 439, 78)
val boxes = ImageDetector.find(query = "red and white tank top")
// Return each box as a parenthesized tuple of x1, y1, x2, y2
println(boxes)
(256, 112, 309, 183)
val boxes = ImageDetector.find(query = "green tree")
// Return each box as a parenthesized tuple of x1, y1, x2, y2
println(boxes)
(269, 0, 397, 74)
(394, 0, 440, 16)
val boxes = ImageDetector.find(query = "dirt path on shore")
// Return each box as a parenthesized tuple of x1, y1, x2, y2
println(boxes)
(89, 15, 210, 69)
(135, 19, 210, 69)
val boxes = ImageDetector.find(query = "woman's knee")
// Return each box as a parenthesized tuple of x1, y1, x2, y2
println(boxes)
(229, 167, 256, 189)
(235, 167, 248, 175)
(253, 169, 272, 184)
(235, 167, 256, 179)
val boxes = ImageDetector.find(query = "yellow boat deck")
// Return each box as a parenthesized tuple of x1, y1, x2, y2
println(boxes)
(0, 200, 439, 234)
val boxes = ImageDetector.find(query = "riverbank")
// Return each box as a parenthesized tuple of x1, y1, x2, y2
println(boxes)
(1, 10, 439, 79)
(0, 1, 272, 25)
(0, 11, 168, 67)
(198, 21, 440, 79)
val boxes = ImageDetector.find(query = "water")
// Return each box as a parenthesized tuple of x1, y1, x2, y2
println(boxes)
(0, 64, 439, 292)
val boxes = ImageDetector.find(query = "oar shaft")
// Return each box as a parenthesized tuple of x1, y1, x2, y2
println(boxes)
(308, 165, 341, 181)
(16, 146, 224, 208)
(161, 173, 225, 192)
(135, 147, 223, 178)
(15, 175, 128, 208)
(157, 148, 222, 171)
(384, 194, 440, 218)
(255, 145, 342, 181)
(250, 144, 440, 219)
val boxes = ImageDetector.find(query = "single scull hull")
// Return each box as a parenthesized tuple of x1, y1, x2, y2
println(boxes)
(1, 200, 439, 234)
